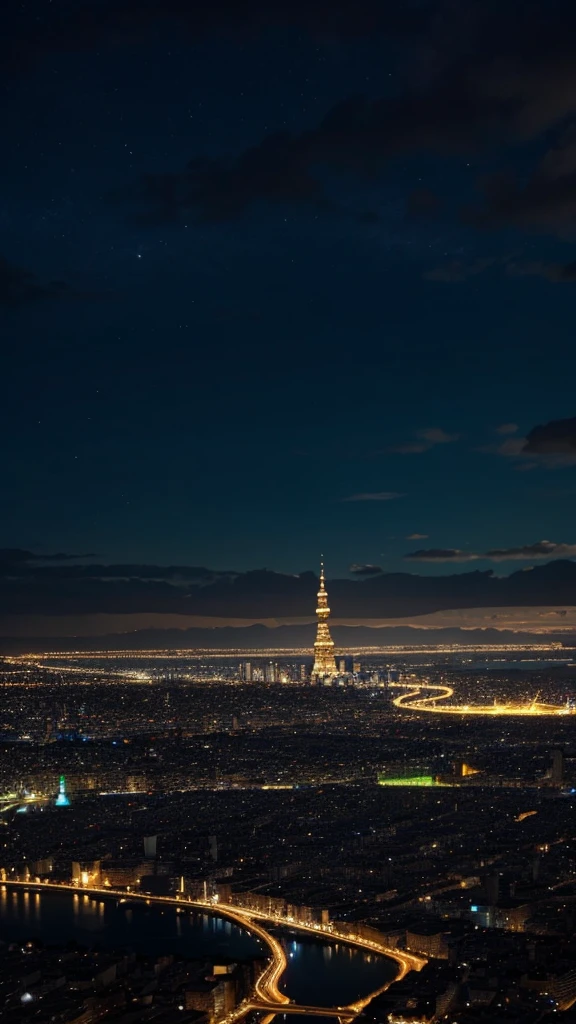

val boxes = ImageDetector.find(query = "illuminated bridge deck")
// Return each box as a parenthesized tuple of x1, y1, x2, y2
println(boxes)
(249, 1001, 356, 1019)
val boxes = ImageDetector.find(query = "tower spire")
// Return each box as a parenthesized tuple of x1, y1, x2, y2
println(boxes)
(312, 558, 337, 679)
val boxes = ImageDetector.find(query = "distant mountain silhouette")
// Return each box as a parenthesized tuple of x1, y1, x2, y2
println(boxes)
(2, 623, 575, 654)
(2, 557, 576, 646)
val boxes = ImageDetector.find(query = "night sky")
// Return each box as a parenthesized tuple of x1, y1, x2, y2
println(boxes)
(3, 0, 576, 637)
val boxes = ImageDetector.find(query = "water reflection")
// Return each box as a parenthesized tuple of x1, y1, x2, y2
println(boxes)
(0, 889, 396, 1009)
(280, 936, 396, 1007)
(0, 888, 262, 959)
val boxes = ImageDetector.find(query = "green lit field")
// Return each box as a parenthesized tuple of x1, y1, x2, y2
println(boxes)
(377, 774, 443, 787)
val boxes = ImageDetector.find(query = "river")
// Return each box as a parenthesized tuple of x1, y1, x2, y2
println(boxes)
(0, 887, 398, 1012)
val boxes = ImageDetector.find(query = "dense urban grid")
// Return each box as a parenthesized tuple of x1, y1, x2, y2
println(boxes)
(1, 644, 575, 1024)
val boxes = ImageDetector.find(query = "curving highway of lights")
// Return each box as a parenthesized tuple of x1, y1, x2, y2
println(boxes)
(391, 681, 575, 716)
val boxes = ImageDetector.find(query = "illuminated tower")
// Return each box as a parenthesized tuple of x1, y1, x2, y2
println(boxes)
(55, 774, 70, 807)
(312, 561, 337, 679)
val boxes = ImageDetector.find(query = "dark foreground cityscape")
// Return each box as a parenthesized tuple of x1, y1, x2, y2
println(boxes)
(1, 574, 575, 1024)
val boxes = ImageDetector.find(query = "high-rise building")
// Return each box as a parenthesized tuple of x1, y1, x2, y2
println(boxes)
(550, 748, 564, 786)
(484, 871, 500, 905)
(312, 562, 337, 679)
(265, 662, 277, 683)
(72, 860, 101, 886)
(143, 835, 157, 859)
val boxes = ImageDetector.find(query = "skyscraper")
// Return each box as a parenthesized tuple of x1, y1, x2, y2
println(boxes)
(143, 835, 157, 859)
(265, 661, 277, 683)
(550, 748, 564, 786)
(312, 561, 337, 679)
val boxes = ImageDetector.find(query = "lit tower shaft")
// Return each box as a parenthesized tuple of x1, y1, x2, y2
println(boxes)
(312, 562, 337, 678)
(55, 774, 70, 807)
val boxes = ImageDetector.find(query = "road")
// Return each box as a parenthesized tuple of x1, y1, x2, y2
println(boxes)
(1, 880, 425, 1022)
(216, 902, 425, 980)
(247, 1001, 356, 1019)
(390, 680, 573, 716)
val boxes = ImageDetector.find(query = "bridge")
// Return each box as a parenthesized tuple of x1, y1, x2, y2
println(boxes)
(1, 881, 425, 1021)
(248, 1001, 356, 1020)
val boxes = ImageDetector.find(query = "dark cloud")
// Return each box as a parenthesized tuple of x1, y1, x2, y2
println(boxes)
(522, 416, 576, 455)
(489, 418, 576, 467)
(406, 539, 576, 562)
(486, 540, 576, 560)
(404, 548, 479, 562)
(8, 3, 576, 227)
(477, 110, 576, 238)
(349, 563, 383, 575)
(480, 126, 576, 236)
(406, 533, 429, 540)
(0, 549, 235, 584)
(506, 260, 576, 281)
(340, 491, 404, 502)
(0, 549, 47, 566)
(118, 1, 576, 223)
(390, 427, 459, 453)
(420, 428, 459, 444)
(0, 257, 68, 308)
(126, 141, 333, 224)
(125, 83, 505, 223)
(495, 437, 526, 457)
(0, 549, 94, 568)
(495, 423, 518, 434)
(3, 550, 576, 623)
